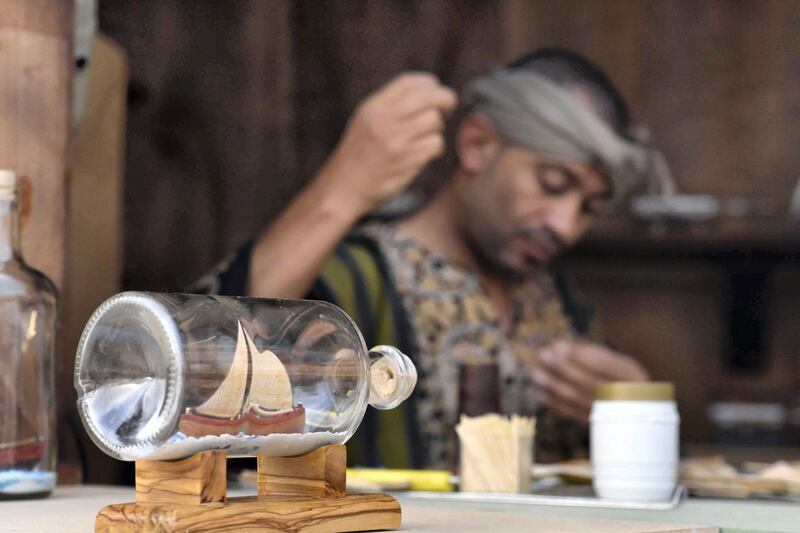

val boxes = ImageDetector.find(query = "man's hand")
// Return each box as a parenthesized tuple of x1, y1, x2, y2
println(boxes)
(320, 72, 458, 215)
(532, 339, 649, 423)
(247, 72, 455, 300)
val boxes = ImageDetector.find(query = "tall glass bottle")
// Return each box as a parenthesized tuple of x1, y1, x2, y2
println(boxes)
(0, 170, 58, 498)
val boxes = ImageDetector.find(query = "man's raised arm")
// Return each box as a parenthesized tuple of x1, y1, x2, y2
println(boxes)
(247, 73, 457, 299)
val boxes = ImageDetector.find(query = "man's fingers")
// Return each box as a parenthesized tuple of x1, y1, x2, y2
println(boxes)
(409, 134, 445, 164)
(403, 109, 444, 140)
(532, 368, 593, 411)
(564, 340, 648, 382)
(534, 339, 647, 425)
(356, 73, 443, 127)
(396, 85, 458, 117)
(537, 388, 589, 423)
(539, 345, 599, 394)
(379, 72, 441, 102)
(386, 86, 457, 125)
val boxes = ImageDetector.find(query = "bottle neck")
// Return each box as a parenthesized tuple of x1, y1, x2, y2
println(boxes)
(0, 198, 21, 263)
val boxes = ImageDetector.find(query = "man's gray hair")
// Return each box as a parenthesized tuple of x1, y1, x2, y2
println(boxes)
(462, 68, 674, 202)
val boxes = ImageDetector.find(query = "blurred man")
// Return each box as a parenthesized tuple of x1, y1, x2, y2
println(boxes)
(196, 49, 671, 469)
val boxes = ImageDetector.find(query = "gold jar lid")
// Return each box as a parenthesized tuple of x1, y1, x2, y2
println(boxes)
(596, 382, 674, 401)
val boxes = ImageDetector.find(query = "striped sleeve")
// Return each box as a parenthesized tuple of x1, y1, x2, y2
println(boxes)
(553, 271, 600, 341)
(308, 239, 416, 469)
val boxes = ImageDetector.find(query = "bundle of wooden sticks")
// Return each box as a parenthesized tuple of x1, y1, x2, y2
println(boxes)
(457, 413, 536, 493)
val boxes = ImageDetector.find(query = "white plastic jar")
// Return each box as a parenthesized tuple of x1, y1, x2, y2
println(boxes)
(590, 382, 679, 502)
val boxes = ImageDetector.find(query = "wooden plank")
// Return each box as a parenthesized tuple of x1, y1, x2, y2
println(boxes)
(135, 451, 227, 505)
(0, 0, 71, 289)
(95, 493, 401, 533)
(0, 0, 71, 36)
(0, 0, 72, 483)
(258, 444, 346, 498)
(61, 34, 128, 485)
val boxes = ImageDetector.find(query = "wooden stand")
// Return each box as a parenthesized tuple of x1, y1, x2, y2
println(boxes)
(95, 445, 401, 532)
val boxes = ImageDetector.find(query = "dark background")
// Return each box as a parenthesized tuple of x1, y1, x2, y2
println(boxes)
(97, 0, 800, 465)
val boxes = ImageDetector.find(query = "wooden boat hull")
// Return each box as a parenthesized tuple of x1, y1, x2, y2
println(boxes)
(244, 406, 305, 435)
(178, 412, 243, 437)
(178, 406, 305, 438)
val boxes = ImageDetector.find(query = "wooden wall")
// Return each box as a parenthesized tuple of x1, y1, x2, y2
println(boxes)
(0, 0, 74, 478)
(98, 1, 800, 449)
(0, 0, 71, 287)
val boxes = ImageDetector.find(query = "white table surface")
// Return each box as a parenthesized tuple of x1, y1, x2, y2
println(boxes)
(2, 485, 799, 532)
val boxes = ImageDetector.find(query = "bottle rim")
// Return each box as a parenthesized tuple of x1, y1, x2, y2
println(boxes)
(74, 291, 185, 460)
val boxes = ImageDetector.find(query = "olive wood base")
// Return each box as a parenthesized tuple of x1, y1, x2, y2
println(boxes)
(95, 445, 401, 532)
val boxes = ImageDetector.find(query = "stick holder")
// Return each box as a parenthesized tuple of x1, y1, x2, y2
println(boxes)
(95, 445, 401, 532)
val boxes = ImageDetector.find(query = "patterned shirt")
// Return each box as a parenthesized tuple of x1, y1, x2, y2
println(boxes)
(371, 224, 585, 468)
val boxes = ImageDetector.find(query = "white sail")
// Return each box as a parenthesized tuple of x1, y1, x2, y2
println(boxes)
(242, 327, 293, 413)
(194, 321, 249, 418)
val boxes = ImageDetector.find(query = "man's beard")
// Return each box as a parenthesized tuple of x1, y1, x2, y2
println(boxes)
(460, 223, 563, 281)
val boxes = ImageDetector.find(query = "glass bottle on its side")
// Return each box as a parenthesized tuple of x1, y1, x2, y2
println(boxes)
(0, 170, 58, 499)
(74, 292, 416, 462)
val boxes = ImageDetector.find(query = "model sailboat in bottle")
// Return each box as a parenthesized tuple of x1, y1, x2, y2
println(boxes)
(179, 321, 305, 437)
